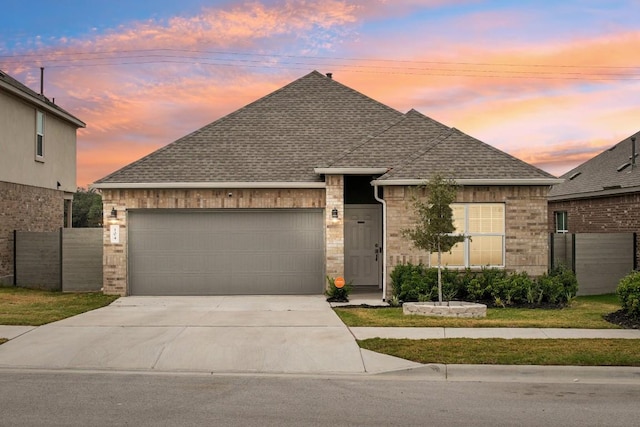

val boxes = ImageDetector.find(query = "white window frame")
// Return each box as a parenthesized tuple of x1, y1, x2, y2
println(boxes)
(35, 110, 44, 161)
(429, 203, 506, 269)
(555, 211, 568, 233)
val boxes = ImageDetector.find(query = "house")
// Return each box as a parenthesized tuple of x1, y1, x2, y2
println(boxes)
(0, 69, 86, 285)
(92, 71, 559, 297)
(548, 131, 640, 285)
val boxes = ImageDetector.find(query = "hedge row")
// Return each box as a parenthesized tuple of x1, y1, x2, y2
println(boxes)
(390, 264, 578, 307)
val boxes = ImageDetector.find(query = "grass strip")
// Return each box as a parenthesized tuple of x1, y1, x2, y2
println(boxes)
(359, 338, 640, 366)
(0, 287, 119, 326)
(335, 295, 621, 329)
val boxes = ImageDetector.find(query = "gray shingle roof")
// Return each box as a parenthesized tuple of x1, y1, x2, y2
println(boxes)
(377, 126, 557, 182)
(549, 131, 640, 200)
(95, 71, 556, 186)
(96, 71, 403, 184)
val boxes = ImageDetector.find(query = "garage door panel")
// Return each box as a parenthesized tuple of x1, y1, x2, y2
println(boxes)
(128, 209, 324, 295)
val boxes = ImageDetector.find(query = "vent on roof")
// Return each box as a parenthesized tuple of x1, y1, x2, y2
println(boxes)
(325, 72, 333, 79)
(603, 185, 622, 190)
(618, 162, 631, 172)
(568, 171, 581, 180)
(608, 145, 616, 151)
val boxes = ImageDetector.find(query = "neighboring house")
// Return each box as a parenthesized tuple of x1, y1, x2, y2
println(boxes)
(548, 131, 640, 268)
(93, 71, 559, 297)
(0, 69, 86, 285)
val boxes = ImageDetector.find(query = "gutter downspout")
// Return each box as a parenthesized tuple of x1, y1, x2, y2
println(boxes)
(373, 184, 387, 301)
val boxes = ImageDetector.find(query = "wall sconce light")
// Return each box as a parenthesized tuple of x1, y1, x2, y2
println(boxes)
(331, 207, 339, 220)
(110, 208, 117, 219)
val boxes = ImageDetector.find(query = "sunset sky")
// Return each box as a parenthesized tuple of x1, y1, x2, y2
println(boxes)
(1, 0, 639, 188)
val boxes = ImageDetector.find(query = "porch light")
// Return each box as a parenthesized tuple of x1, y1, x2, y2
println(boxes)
(110, 207, 117, 219)
(331, 207, 339, 220)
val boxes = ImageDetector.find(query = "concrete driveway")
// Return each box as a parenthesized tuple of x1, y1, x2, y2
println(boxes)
(0, 296, 419, 374)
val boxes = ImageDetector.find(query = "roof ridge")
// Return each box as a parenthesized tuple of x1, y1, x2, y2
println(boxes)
(322, 113, 410, 167)
(378, 129, 454, 180)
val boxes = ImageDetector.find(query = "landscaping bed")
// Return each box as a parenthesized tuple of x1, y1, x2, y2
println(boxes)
(335, 294, 624, 329)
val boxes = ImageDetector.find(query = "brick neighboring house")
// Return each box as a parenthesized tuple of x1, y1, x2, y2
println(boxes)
(93, 71, 560, 297)
(548, 131, 640, 267)
(0, 69, 86, 285)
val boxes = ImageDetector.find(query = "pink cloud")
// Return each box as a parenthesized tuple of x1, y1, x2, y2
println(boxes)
(3, 1, 638, 187)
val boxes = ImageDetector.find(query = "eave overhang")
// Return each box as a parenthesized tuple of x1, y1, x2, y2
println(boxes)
(371, 178, 564, 186)
(314, 167, 389, 175)
(0, 80, 86, 128)
(91, 181, 326, 190)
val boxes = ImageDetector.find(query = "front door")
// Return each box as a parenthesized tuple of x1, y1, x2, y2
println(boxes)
(344, 205, 382, 288)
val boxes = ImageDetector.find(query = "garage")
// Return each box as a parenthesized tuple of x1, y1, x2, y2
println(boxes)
(128, 209, 325, 295)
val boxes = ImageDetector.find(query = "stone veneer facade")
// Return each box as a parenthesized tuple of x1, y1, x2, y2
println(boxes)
(549, 193, 640, 268)
(101, 182, 550, 296)
(384, 185, 550, 298)
(0, 181, 65, 284)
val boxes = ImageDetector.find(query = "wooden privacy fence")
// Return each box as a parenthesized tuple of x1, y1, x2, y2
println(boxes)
(550, 232, 637, 295)
(14, 228, 103, 292)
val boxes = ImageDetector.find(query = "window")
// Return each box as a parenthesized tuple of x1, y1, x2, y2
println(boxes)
(429, 203, 505, 268)
(555, 211, 568, 233)
(35, 110, 44, 160)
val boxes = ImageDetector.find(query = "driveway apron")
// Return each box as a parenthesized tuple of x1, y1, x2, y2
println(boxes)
(0, 296, 413, 374)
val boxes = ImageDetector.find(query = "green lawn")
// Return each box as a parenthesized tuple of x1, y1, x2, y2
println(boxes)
(335, 295, 621, 329)
(359, 338, 640, 366)
(0, 287, 119, 326)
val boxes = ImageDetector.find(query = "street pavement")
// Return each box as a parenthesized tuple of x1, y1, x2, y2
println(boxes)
(1, 295, 639, 383)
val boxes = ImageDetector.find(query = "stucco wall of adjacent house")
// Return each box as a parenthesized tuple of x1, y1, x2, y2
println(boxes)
(0, 89, 77, 193)
(384, 185, 550, 298)
(100, 188, 326, 295)
(549, 193, 640, 267)
(0, 181, 65, 284)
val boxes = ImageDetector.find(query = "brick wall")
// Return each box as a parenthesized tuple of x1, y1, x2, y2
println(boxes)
(385, 185, 549, 297)
(0, 181, 64, 284)
(101, 188, 326, 295)
(549, 193, 640, 267)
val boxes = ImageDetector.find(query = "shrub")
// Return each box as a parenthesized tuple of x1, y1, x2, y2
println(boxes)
(617, 271, 640, 318)
(536, 274, 564, 304)
(549, 264, 579, 302)
(325, 276, 353, 302)
(390, 263, 430, 301)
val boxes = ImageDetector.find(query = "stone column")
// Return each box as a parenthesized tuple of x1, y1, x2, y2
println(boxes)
(325, 175, 344, 285)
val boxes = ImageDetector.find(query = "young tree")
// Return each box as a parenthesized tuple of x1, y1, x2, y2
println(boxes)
(402, 174, 464, 303)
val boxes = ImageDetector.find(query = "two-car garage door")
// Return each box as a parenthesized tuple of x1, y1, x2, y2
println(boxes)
(128, 209, 325, 295)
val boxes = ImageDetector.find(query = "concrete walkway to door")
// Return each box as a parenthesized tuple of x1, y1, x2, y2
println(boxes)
(0, 296, 419, 374)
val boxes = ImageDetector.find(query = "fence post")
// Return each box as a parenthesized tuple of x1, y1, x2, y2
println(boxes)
(59, 227, 64, 291)
(549, 233, 554, 272)
(13, 230, 17, 286)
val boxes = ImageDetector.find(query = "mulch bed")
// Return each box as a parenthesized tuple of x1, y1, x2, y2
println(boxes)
(604, 310, 640, 329)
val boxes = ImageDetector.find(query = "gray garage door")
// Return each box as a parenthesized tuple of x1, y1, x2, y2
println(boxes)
(128, 209, 325, 295)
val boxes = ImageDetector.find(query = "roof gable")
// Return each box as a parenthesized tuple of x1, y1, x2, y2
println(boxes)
(371, 121, 558, 183)
(549, 131, 640, 200)
(96, 71, 403, 184)
(94, 71, 557, 187)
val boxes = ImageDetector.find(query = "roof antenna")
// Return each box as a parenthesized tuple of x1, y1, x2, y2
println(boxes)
(40, 67, 44, 95)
